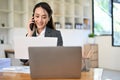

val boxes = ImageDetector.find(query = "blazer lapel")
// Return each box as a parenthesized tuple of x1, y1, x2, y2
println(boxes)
(45, 27, 52, 37)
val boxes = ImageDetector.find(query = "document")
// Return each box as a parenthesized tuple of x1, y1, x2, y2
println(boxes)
(14, 37, 57, 59)
(0, 66, 30, 73)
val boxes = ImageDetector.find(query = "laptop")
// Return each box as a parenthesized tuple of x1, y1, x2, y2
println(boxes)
(28, 46, 82, 79)
(13, 37, 57, 59)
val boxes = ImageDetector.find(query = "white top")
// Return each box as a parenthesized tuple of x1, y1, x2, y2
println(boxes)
(36, 27, 46, 37)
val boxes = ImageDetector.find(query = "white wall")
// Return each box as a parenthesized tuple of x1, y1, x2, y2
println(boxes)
(8, 28, 27, 48)
(59, 29, 90, 47)
(0, 29, 12, 58)
(8, 28, 90, 47)
(0, 29, 8, 44)
(95, 36, 120, 70)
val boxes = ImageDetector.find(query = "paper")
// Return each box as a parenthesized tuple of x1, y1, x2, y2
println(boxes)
(0, 66, 30, 74)
(14, 37, 57, 59)
(94, 68, 103, 80)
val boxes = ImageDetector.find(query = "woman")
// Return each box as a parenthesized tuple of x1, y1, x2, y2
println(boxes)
(21, 2, 63, 65)
(27, 2, 63, 45)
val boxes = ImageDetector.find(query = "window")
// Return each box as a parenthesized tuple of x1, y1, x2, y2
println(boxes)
(112, 0, 120, 46)
(92, 0, 112, 35)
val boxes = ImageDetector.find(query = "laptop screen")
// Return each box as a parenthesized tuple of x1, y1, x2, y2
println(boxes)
(28, 46, 82, 79)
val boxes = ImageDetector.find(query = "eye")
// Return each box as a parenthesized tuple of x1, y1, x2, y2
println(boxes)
(34, 14, 39, 18)
(35, 16, 39, 18)
(42, 16, 47, 19)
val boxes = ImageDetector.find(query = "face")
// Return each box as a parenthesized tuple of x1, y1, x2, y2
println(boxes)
(34, 7, 50, 30)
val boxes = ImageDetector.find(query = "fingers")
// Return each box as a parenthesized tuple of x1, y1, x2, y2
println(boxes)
(27, 18, 35, 36)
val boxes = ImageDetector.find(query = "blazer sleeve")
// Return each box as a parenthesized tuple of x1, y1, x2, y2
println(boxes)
(57, 31, 63, 46)
(45, 27, 63, 46)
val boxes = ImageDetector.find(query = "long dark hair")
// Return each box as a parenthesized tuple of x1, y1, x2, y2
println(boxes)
(33, 2, 55, 29)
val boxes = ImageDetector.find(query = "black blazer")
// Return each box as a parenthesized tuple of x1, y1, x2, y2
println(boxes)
(32, 27, 63, 46)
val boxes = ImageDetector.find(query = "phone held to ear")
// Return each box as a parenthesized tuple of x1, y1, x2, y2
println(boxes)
(30, 18, 34, 31)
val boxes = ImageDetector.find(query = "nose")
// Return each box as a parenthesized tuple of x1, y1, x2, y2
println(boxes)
(38, 17, 42, 22)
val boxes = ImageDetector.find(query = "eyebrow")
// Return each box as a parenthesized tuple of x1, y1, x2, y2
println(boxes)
(34, 13, 47, 17)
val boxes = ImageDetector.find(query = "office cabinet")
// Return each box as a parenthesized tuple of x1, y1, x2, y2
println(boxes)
(0, 0, 91, 29)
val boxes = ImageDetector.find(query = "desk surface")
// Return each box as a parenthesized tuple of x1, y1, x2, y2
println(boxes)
(0, 69, 93, 80)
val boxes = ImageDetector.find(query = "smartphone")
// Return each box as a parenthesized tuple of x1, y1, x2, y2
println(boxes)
(30, 14, 34, 31)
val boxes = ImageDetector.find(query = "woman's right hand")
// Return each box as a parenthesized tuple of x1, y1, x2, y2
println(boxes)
(27, 18, 35, 37)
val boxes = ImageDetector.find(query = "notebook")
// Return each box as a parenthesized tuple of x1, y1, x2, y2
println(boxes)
(28, 46, 82, 79)
(14, 37, 57, 59)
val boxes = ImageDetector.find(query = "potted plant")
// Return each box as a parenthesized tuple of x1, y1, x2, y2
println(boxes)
(88, 33, 96, 44)
(88, 33, 95, 38)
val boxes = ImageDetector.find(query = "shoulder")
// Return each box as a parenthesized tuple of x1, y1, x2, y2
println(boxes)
(46, 27, 61, 34)
(45, 27, 62, 37)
